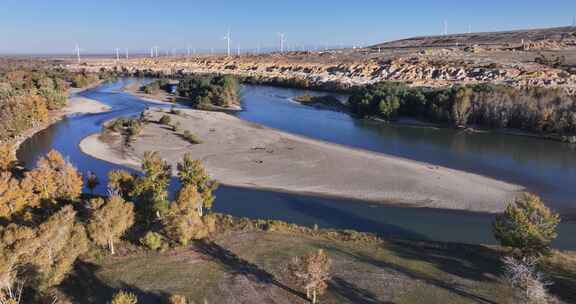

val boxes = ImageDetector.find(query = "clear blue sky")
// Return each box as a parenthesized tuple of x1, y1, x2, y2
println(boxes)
(0, 0, 574, 54)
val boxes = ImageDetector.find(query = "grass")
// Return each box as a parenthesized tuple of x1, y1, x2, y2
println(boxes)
(58, 228, 576, 304)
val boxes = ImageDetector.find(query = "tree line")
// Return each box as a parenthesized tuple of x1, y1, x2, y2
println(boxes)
(0, 68, 104, 142)
(348, 82, 576, 141)
(176, 74, 239, 109)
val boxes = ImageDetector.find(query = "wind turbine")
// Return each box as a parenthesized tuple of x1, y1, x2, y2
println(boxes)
(125, 48, 129, 59)
(443, 20, 448, 36)
(278, 32, 286, 53)
(223, 29, 231, 56)
(114, 48, 120, 62)
(73, 43, 81, 63)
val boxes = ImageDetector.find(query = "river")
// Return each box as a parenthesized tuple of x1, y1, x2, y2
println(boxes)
(16, 79, 576, 249)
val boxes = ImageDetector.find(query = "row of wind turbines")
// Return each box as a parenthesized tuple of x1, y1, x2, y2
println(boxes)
(72, 30, 346, 63)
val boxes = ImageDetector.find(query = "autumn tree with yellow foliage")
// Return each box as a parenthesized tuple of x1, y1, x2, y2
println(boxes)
(289, 249, 332, 304)
(87, 194, 135, 254)
(176, 152, 218, 217)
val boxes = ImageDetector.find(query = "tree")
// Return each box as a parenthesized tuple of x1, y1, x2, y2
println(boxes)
(0, 144, 15, 172)
(131, 152, 171, 224)
(451, 87, 472, 126)
(87, 194, 135, 255)
(176, 153, 218, 216)
(86, 171, 100, 195)
(31, 205, 89, 290)
(0, 173, 37, 220)
(111, 291, 138, 304)
(162, 185, 207, 246)
(289, 249, 331, 304)
(493, 193, 560, 259)
(108, 169, 135, 200)
(24, 150, 83, 202)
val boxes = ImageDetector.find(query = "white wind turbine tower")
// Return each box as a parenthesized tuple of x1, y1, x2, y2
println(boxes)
(443, 20, 448, 36)
(223, 29, 231, 56)
(114, 48, 120, 62)
(73, 43, 81, 63)
(278, 32, 286, 53)
(125, 48, 129, 59)
(237, 44, 241, 56)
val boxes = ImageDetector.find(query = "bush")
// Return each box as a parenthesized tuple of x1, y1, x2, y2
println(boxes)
(501, 256, 553, 304)
(182, 130, 201, 144)
(111, 291, 138, 304)
(170, 106, 182, 115)
(139, 231, 165, 251)
(172, 121, 181, 132)
(168, 295, 187, 304)
(159, 115, 171, 125)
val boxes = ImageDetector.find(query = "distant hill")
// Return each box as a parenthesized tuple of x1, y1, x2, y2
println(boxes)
(371, 26, 576, 49)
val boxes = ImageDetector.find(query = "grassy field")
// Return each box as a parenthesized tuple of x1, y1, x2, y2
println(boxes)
(58, 229, 576, 304)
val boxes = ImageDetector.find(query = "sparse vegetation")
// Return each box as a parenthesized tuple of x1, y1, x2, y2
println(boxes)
(294, 94, 344, 109)
(182, 130, 202, 144)
(159, 114, 172, 125)
(501, 256, 555, 304)
(140, 79, 170, 95)
(105, 117, 143, 146)
(170, 106, 182, 115)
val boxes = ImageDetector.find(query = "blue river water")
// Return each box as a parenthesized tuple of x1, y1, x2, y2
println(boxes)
(16, 79, 576, 249)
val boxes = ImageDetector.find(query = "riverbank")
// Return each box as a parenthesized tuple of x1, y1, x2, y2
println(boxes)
(80, 106, 522, 213)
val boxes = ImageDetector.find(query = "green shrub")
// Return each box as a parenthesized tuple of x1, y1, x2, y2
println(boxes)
(182, 130, 201, 144)
(159, 114, 171, 125)
(111, 291, 138, 304)
(139, 231, 165, 251)
(170, 106, 182, 115)
(172, 121, 181, 132)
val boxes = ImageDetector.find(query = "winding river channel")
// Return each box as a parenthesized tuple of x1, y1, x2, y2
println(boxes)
(17, 79, 576, 249)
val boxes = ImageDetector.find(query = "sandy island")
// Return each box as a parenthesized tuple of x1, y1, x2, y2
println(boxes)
(62, 96, 111, 115)
(79, 107, 522, 213)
